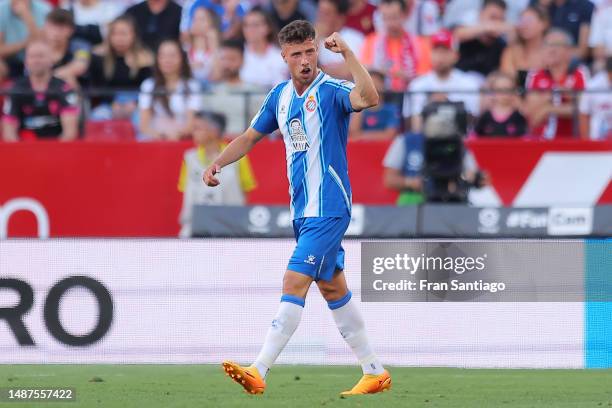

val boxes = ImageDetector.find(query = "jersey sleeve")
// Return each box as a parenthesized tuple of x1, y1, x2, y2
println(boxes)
(525, 71, 543, 90)
(250, 87, 279, 135)
(334, 80, 356, 114)
(408, 84, 427, 117)
(138, 79, 154, 110)
(574, 69, 586, 91)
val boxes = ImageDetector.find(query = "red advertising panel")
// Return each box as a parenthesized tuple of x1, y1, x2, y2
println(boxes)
(0, 139, 610, 237)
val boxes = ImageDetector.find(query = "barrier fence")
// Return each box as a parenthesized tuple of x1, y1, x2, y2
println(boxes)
(2, 88, 612, 138)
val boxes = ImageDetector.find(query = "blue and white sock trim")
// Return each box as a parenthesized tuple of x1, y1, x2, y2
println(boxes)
(280, 294, 305, 307)
(327, 291, 352, 310)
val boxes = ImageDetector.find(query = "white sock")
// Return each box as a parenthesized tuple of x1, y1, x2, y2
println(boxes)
(253, 295, 304, 379)
(329, 291, 385, 375)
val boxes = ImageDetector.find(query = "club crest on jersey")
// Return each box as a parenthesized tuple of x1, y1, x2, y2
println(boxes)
(305, 95, 317, 112)
(289, 118, 309, 151)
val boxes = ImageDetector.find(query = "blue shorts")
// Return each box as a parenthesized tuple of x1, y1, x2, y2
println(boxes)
(288, 215, 350, 282)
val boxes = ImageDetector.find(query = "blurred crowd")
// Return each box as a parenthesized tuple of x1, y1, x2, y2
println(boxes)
(0, 0, 611, 143)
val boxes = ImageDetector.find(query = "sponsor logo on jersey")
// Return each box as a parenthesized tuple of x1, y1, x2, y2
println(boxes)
(289, 118, 309, 151)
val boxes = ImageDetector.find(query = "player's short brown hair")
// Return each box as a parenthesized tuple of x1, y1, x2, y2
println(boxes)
(277, 20, 315, 46)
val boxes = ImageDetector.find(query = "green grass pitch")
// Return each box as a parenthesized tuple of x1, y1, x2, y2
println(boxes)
(1, 365, 611, 408)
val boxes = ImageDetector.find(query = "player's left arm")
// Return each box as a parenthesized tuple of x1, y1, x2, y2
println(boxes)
(324, 32, 379, 112)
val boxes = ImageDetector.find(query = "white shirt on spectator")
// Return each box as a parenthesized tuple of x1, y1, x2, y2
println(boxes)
(373, 0, 441, 36)
(138, 77, 202, 135)
(403, 68, 481, 118)
(62, 1, 124, 35)
(239, 45, 288, 89)
(588, 3, 612, 54)
(443, 0, 529, 27)
(318, 27, 364, 65)
(579, 71, 612, 140)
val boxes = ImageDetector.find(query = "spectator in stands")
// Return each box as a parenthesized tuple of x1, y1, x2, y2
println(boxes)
(2, 40, 79, 141)
(408, 0, 442, 37)
(61, 0, 124, 46)
(267, 0, 317, 33)
(530, 0, 594, 59)
(589, 1, 612, 72)
(43, 8, 91, 87)
(443, 0, 529, 27)
(361, 0, 428, 92)
(126, 0, 182, 51)
(316, 0, 364, 80)
(205, 39, 264, 135)
(346, 0, 377, 35)
(403, 30, 480, 132)
(240, 6, 288, 89)
(180, 0, 246, 42)
(177, 110, 256, 238)
(454, 0, 511, 79)
(0, 0, 51, 77)
(579, 55, 612, 139)
(525, 28, 586, 138)
(349, 70, 400, 140)
(500, 6, 549, 90)
(217, 0, 246, 40)
(138, 39, 201, 140)
(89, 15, 154, 120)
(373, 0, 442, 37)
(474, 71, 528, 137)
(185, 5, 221, 84)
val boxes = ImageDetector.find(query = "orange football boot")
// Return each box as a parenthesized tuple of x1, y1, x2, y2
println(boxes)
(221, 361, 266, 395)
(340, 369, 391, 395)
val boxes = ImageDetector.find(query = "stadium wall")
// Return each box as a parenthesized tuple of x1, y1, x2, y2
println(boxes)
(0, 140, 610, 237)
(1, 239, 610, 368)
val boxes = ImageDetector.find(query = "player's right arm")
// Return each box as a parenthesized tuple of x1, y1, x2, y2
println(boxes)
(203, 127, 266, 187)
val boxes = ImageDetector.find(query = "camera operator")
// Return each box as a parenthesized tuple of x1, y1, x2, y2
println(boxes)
(383, 100, 488, 204)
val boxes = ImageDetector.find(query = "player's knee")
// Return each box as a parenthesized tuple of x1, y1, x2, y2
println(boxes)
(318, 281, 347, 302)
(282, 271, 311, 298)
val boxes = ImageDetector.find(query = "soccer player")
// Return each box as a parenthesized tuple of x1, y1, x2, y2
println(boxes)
(203, 20, 391, 396)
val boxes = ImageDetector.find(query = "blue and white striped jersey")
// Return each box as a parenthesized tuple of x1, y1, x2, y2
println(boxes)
(250, 70, 356, 220)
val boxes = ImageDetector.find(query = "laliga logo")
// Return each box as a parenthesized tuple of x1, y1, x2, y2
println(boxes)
(0, 198, 50, 239)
